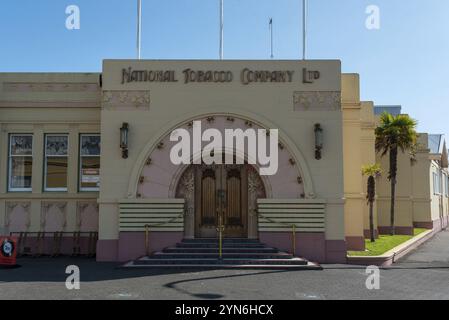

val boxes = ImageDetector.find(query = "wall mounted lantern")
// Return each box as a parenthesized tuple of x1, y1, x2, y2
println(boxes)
(120, 122, 129, 159)
(314, 123, 323, 160)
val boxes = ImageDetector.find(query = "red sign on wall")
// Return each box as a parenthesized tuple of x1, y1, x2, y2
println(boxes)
(0, 237, 17, 266)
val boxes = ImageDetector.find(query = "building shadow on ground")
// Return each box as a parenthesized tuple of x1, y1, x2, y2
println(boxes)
(0, 257, 301, 285)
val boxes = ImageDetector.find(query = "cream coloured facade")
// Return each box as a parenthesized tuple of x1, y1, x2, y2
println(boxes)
(373, 114, 449, 235)
(0, 59, 446, 263)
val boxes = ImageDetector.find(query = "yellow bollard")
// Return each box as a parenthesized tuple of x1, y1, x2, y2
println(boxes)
(216, 214, 225, 260)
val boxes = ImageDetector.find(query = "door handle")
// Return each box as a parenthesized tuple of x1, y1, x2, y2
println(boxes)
(217, 189, 226, 206)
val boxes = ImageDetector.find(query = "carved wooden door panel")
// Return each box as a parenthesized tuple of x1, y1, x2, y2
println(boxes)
(222, 165, 248, 238)
(195, 166, 217, 238)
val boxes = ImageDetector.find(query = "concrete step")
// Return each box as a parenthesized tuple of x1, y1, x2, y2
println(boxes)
(148, 252, 294, 259)
(122, 261, 322, 270)
(121, 238, 319, 270)
(181, 238, 261, 244)
(135, 257, 309, 265)
(176, 243, 267, 248)
(163, 247, 279, 254)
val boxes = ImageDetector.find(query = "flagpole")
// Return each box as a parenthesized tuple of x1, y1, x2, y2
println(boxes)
(219, 0, 224, 60)
(137, 0, 142, 59)
(302, 0, 307, 60)
(269, 18, 274, 59)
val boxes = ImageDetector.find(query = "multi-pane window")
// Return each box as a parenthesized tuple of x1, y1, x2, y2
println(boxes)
(433, 171, 443, 195)
(445, 174, 449, 197)
(446, 176, 449, 197)
(79, 135, 101, 191)
(8, 134, 33, 192)
(433, 173, 438, 195)
(45, 135, 69, 191)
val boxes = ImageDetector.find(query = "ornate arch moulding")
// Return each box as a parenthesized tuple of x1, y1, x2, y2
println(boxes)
(126, 107, 315, 199)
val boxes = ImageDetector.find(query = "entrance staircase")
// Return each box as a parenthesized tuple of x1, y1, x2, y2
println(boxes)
(122, 238, 321, 270)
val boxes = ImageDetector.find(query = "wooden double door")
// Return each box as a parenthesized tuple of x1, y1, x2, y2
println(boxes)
(194, 164, 248, 238)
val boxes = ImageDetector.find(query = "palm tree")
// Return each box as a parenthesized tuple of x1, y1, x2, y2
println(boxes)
(362, 164, 382, 242)
(375, 112, 418, 235)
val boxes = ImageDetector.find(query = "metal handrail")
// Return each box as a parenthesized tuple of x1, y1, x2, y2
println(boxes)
(216, 213, 225, 260)
(143, 210, 185, 256)
(258, 211, 298, 256)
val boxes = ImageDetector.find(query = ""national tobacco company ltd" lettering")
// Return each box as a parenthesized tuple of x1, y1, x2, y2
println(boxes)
(121, 67, 320, 85)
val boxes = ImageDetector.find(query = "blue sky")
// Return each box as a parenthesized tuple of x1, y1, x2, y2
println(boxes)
(0, 0, 448, 139)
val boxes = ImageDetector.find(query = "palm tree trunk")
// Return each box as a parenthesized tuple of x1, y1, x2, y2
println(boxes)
(389, 147, 398, 236)
(390, 178, 396, 235)
(369, 200, 375, 242)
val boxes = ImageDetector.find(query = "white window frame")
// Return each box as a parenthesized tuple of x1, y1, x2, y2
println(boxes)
(8, 134, 33, 192)
(434, 170, 443, 195)
(79, 134, 101, 192)
(44, 134, 69, 192)
(445, 174, 449, 197)
(433, 172, 439, 195)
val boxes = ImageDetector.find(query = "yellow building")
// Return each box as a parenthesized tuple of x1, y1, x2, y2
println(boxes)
(0, 59, 446, 264)
(373, 107, 449, 235)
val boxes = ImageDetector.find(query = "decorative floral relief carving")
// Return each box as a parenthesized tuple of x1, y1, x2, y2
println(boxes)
(176, 166, 195, 214)
(76, 202, 99, 230)
(40, 202, 67, 231)
(248, 167, 267, 217)
(5, 202, 31, 229)
(102, 90, 151, 110)
(293, 91, 341, 111)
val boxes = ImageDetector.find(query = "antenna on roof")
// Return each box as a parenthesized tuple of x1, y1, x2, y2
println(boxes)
(269, 18, 274, 59)
(219, 0, 224, 60)
(302, 0, 307, 60)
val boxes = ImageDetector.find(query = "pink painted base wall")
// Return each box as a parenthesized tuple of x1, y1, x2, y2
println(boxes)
(13, 236, 96, 256)
(378, 226, 414, 235)
(345, 236, 365, 251)
(363, 229, 379, 239)
(97, 232, 347, 263)
(116, 232, 184, 262)
(414, 216, 449, 231)
(97, 239, 118, 261)
(259, 232, 347, 264)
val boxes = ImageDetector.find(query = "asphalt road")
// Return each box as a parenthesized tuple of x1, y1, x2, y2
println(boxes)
(1, 230, 448, 300)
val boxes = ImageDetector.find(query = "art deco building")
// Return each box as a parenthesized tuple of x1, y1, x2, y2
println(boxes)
(0, 60, 447, 264)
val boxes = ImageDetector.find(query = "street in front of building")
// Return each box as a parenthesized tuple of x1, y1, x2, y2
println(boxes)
(1, 230, 448, 300)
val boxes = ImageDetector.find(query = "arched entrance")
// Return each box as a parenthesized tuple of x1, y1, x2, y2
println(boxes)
(131, 114, 310, 239)
(176, 163, 266, 239)
(128, 112, 313, 200)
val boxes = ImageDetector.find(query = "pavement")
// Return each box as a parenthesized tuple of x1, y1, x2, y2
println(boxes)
(1, 229, 449, 300)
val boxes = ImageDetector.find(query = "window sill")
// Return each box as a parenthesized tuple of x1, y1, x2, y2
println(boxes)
(0, 193, 99, 200)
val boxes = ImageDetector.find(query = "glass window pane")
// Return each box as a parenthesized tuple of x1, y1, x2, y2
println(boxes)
(81, 157, 100, 189)
(10, 135, 33, 156)
(46, 157, 68, 189)
(46, 136, 68, 156)
(81, 136, 101, 156)
(10, 157, 32, 189)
